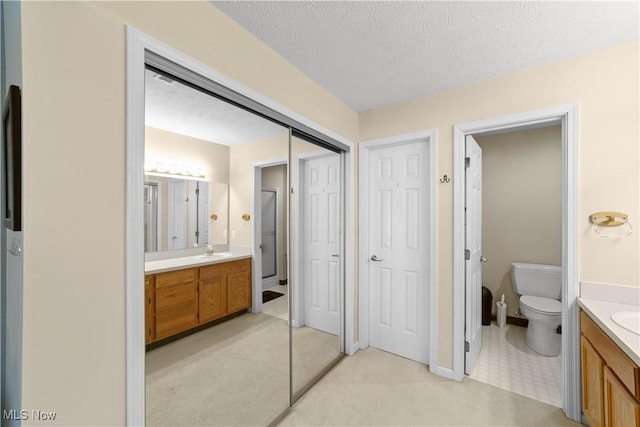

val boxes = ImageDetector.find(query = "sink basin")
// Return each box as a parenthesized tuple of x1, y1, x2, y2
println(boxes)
(195, 252, 233, 261)
(611, 311, 640, 335)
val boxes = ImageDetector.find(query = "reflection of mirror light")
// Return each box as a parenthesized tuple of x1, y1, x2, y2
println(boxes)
(144, 161, 206, 180)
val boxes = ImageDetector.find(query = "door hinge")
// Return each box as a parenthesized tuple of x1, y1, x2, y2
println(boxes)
(465, 249, 470, 260)
(465, 341, 470, 352)
(465, 157, 471, 168)
(195, 231, 199, 238)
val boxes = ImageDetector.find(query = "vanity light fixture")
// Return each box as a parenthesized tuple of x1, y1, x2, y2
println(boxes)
(144, 161, 206, 180)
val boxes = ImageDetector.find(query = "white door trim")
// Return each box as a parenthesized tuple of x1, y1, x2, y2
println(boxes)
(252, 158, 288, 314)
(125, 27, 355, 425)
(358, 129, 438, 370)
(260, 188, 280, 290)
(452, 104, 579, 421)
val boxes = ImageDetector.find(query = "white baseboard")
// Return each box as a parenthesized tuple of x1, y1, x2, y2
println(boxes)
(347, 342, 361, 356)
(429, 365, 455, 380)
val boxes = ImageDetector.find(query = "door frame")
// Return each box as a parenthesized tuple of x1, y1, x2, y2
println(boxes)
(452, 104, 579, 421)
(358, 129, 438, 370)
(260, 187, 281, 290)
(125, 28, 355, 425)
(252, 158, 288, 313)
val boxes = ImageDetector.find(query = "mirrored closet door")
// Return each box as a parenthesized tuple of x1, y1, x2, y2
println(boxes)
(141, 56, 347, 426)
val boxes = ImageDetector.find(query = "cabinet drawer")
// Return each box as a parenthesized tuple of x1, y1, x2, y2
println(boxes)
(581, 311, 640, 399)
(156, 282, 197, 312)
(156, 268, 196, 288)
(155, 305, 197, 340)
(199, 264, 225, 280)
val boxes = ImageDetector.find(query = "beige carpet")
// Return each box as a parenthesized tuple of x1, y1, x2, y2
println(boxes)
(281, 347, 582, 427)
(145, 312, 340, 426)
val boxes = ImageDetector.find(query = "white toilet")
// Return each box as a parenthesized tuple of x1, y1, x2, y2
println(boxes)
(510, 262, 562, 356)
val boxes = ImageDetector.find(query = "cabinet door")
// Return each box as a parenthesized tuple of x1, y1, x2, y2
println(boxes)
(227, 270, 251, 313)
(582, 335, 605, 427)
(604, 366, 640, 427)
(145, 275, 155, 344)
(199, 275, 227, 324)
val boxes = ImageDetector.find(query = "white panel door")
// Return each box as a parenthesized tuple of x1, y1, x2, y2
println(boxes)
(303, 154, 340, 335)
(368, 141, 429, 363)
(167, 179, 186, 250)
(465, 135, 483, 374)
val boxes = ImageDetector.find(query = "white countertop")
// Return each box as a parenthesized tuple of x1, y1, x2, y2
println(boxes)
(145, 251, 252, 274)
(578, 298, 640, 366)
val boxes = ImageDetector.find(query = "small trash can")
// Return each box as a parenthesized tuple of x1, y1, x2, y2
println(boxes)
(482, 286, 492, 326)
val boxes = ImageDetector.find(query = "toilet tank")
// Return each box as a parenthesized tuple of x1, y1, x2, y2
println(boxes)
(510, 262, 562, 300)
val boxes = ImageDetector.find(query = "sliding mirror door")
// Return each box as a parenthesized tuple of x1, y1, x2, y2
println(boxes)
(290, 136, 345, 401)
(143, 66, 291, 426)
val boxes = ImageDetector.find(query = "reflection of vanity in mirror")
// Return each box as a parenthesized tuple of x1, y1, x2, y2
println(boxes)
(144, 174, 229, 252)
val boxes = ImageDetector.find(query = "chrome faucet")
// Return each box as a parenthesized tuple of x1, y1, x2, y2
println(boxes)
(205, 244, 214, 256)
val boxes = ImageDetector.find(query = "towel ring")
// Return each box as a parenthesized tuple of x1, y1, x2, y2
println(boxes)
(590, 211, 632, 238)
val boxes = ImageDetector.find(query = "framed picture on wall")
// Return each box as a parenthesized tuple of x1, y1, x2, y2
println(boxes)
(3, 84, 22, 231)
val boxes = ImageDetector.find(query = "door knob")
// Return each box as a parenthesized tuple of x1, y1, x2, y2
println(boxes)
(481, 257, 487, 262)
(370, 255, 383, 262)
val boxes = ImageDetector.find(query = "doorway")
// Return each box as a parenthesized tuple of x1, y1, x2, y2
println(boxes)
(452, 105, 580, 422)
(464, 126, 563, 408)
(358, 130, 437, 366)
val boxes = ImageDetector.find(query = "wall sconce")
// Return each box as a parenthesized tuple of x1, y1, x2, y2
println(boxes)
(241, 214, 251, 221)
(210, 214, 218, 221)
(144, 161, 205, 180)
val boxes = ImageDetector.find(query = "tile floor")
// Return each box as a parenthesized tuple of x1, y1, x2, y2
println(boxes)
(468, 322, 562, 407)
(262, 284, 289, 321)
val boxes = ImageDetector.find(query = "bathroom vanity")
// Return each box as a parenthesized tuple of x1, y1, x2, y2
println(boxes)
(579, 297, 640, 427)
(145, 254, 252, 344)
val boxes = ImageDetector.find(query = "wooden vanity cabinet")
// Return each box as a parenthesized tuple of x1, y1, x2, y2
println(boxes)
(581, 310, 640, 427)
(145, 258, 252, 344)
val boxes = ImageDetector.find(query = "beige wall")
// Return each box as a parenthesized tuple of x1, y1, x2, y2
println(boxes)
(19, 1, 357, 424)
(360, 40, 640, 369)
(229, 133, 289, 246)
(476, 127, 562, 317)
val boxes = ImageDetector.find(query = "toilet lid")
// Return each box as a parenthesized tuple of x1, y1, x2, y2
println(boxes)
(521, 295, 562, 314)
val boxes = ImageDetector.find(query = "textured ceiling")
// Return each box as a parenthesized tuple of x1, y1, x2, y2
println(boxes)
(147, 1, 638, 143)
(213, 1, 639, 112)
(145, 69, 286, 145)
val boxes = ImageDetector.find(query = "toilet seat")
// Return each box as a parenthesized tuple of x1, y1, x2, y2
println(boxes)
(521, 295, 562, 315)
